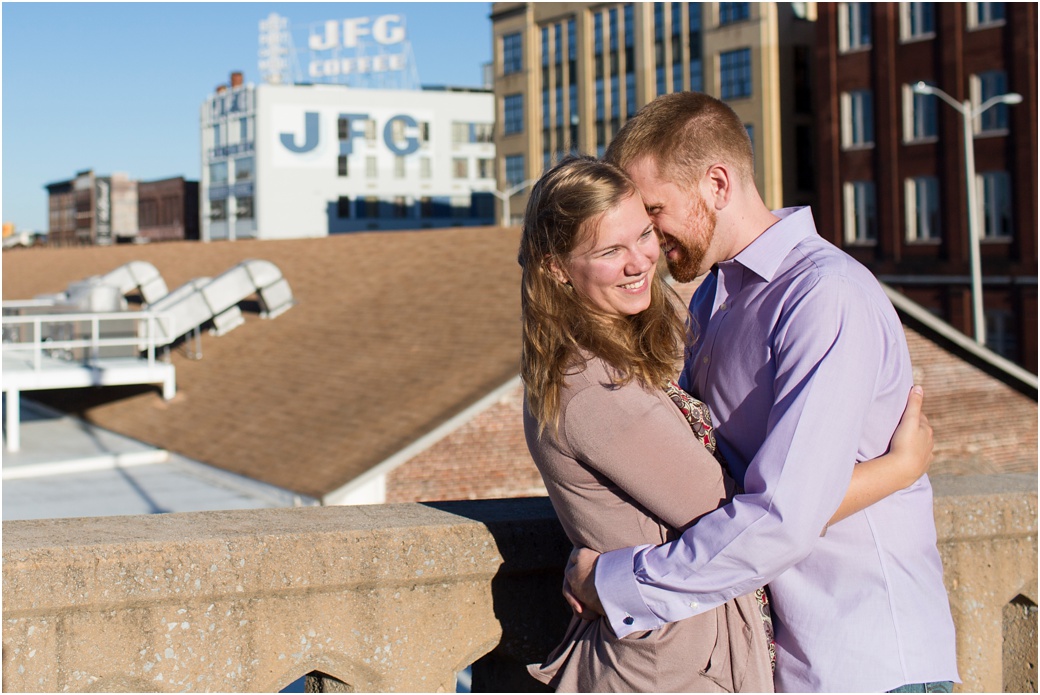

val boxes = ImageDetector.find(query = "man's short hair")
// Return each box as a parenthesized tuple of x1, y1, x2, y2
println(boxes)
(604, 92, 755, 189)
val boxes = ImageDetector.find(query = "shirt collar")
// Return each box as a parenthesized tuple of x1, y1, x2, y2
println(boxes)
(724, 206, 817, 282)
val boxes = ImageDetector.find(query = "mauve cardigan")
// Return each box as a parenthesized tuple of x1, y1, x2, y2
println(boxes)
(524, 355, 774, 693)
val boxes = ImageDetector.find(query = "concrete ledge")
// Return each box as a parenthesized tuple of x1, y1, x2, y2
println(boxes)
(2, 480, 1036, 692)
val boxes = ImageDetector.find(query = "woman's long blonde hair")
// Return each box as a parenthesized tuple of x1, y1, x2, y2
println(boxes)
(519, 155, 688, 434)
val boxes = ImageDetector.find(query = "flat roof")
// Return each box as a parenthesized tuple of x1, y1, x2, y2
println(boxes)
(3, 400, 311, 521)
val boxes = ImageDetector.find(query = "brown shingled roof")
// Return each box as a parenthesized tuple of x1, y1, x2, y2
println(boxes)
(3, 228, 523, 499)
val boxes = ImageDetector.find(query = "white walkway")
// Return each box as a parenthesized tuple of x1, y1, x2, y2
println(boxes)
(2, 400, 314, 520)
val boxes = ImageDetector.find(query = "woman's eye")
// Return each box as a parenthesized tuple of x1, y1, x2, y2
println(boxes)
(640, 229, 654, 239)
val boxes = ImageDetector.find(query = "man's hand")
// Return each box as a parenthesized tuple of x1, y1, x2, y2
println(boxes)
(563, 547, 604, 619)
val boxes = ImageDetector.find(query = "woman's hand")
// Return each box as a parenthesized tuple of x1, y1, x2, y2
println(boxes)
(886, 385, 934, 488)
(827, 386, 934, 529)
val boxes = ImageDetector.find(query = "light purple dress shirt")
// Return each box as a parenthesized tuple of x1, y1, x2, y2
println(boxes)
(595, 207, 959, 692)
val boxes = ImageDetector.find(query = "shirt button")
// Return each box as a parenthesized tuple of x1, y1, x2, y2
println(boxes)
(623, 616, 634, 625)
(719, 303, 727, 311)
(689, 601, 699, 609)
(702, 356, 710, 364)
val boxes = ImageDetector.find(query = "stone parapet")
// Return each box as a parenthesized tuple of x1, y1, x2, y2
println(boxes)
(3, 477, 1036, 692)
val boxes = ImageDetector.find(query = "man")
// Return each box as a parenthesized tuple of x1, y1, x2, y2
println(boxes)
(565, 92, 958, 692)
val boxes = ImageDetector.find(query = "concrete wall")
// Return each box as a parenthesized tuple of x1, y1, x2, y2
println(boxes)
(3, 474, 1036, 692)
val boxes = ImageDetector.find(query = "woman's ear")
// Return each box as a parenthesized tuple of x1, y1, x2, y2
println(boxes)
(546, 256, 570, 286)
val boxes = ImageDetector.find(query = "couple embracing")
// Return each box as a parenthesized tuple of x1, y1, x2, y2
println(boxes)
(518, 93, 959, 693)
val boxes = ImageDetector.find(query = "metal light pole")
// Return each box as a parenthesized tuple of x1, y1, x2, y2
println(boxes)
(491, 179, 536, 228)
(911, 81, 1023, 346)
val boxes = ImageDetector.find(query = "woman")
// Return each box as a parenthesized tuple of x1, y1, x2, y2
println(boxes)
(519, 156, 933, 693)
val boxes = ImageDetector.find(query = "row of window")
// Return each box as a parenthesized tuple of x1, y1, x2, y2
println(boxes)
(209, 197, 253, 221)
(840, 1, 1006, 52)
(843, 171, 1013, 244)
(506, 47, 753, 142)
(841, 71, 1012, 149)
(500, 2, 750, 76)
(333, 154, 495, 181)
(209, 157, 253, 185)
(332, 194, 495, 220)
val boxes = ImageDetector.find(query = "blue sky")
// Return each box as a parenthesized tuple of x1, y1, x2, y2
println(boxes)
(1, 2, 493, 232)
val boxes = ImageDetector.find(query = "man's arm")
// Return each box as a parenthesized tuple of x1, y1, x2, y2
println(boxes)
(586, 274, 902, 637)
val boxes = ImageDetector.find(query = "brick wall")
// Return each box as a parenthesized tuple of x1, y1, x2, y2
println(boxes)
(386, 382, 546, 503)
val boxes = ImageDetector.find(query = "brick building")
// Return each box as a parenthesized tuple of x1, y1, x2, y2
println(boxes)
(813, 2, 1038, 373)
(44, 170, 137, 246)
(137, 177, 200, 242)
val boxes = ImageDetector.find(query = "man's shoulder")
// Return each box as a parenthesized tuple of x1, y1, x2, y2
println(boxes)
(784, 235, 885, 297)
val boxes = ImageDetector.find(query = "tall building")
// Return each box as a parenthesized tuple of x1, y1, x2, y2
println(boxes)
(814, 2, 1037, 372)
(490, 2, 817, 223)
(199, 73, 497, 240)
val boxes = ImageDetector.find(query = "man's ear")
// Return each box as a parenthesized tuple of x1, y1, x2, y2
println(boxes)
(704, 163, 733, 210)
(546, 256, 570, 285)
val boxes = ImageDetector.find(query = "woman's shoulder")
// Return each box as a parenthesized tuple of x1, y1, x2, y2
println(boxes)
(560, 352, 620, 399)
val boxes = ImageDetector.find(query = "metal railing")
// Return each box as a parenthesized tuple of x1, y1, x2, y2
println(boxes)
(1, 310, 174, 373)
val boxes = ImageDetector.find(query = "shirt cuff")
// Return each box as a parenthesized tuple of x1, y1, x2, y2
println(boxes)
(594, 544, 661, 637)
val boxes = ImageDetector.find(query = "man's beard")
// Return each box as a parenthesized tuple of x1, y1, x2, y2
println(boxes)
(665, 194, 716, 283)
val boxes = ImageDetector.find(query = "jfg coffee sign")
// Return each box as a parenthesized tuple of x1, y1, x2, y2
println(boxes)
(305, 14, 409, 81)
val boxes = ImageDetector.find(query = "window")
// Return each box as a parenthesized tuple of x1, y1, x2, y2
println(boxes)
(843, 180, 877, 243)
(337, 116, 349, 140)
(365, 156, 377, 178)
(337, 155, 349, 177)
(357, 196, 380, 219)
(209, 199, 227, 221)
(392, 196, 409, 218)
(503, 93, 524, 135)
(478, 158, 494, 179)
(842, 89, 875, 148)
(235, 196, 254, 220)
(212, 124, 223, 148)
(474, 123, 494, 143)
(793, 47, 811, 114)
(337, 196, 351, 219)
(235, 156, 254, 181)
(905, 176, 941, 242)
(689, 2, 703, 92)
(901, 2, 935, 40)
(419, 122, 431, 144)
(452, 122, 468, 144)
(984, 309, 1016, 360)
(239, 117, 250, 143)
(505, 154, 525, 187)
(719, 48, 752, 99)
(364, 119, 378, 143)
(502, 32, 522, 75)
(978, 171, 1012, 239)
(904, 81, 939, 142)
(394, 156, 406, 178)
(209, 161, 228, 184)
(969, 2, 1006, 29)
(420, 157, 431, 179)
(453, 157, 468, 179)
(973, 71, 1011, 133)
(795, 125, 815, 191)
(839, 2, 872, 51)
(719, 2, 750, 25)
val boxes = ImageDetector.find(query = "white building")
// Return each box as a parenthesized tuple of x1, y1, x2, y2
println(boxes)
(200, 77, 497, 240)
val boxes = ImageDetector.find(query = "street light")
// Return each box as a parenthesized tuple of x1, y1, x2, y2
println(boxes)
(911, 81, 1023, 346)
(490, 179, 536, 228)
